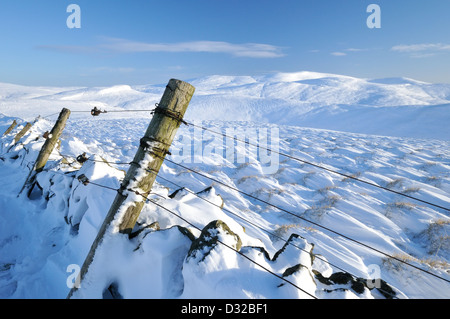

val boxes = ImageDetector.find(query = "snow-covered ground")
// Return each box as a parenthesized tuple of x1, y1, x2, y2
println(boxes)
(0, 71, 449, 299)
(2, 71, 450, 139)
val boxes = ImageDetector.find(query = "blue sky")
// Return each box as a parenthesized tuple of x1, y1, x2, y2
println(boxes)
(1, 0, 450, 86)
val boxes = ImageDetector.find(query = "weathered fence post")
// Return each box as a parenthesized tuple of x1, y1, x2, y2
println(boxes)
(18, 108, 71, 196)
(13, 122, 32, 145)
(2, 120, 17, 136)
(67, 79, 195, 298)
(34, 108, 71, 172)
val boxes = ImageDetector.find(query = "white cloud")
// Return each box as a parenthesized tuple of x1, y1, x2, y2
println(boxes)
(99, 37, 285, 58)
(391, 43, 450, 59)
(37, 38, 285, 58)
(345, 48, 368, 52)
(331, 52, 347, 56)
(410, 52, 438, 59)
(391, 43, 450, 53)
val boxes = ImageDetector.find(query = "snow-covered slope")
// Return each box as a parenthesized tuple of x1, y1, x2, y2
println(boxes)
(1, 71, 449, 139)
(0, 71, 449, 299)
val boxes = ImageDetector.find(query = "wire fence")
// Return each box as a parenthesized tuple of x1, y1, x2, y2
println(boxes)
(2, 106, 450, 298)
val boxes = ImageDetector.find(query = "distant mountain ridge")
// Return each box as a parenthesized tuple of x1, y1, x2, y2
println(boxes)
(1, 71, 449, 139)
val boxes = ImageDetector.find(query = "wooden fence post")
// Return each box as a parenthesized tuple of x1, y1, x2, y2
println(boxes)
(13, 122, 32, 145)
(2, 120, 17, 136)
(67, 79, 195, 298)
(18, 108, 71, 196)
(34, 108, 71, 172)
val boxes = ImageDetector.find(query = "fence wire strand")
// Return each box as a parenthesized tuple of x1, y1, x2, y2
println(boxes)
(3, 108, 450, 294)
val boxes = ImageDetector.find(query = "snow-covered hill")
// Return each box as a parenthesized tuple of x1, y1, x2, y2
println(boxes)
(1, 71, 449, 139)
(0, 71, 449, 299)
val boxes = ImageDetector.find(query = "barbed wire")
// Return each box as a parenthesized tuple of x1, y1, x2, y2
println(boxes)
(145, 169, 400, 298)
(184, 121, 450, 213)
(30, 149, 396, 297)
(39, 108, 450, 212)
(3, 108, 449, 290)
(5, 146, 403, 298)
(38, 165, 318, 299)
(157, 155, 450, 284)
(31, 149, 450, 287)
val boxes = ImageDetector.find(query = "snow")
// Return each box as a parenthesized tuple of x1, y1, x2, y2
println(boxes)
(0, 71, 449, 299)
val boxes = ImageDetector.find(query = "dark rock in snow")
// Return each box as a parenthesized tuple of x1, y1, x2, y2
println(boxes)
(187, 220, 242, 262)
(313, 270, 397, 299)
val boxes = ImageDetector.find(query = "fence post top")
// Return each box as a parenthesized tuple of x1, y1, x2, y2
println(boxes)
(167, 79, 195, 93)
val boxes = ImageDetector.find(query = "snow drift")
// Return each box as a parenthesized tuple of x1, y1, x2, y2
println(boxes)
(0, 71, 449, 299)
